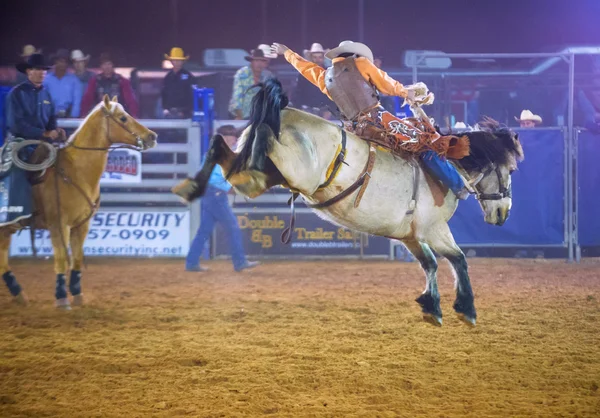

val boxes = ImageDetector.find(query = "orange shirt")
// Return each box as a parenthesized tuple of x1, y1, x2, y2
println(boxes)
(283, 50, 408, 101)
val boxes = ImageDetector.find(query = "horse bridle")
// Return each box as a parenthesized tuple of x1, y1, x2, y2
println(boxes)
(66, 106, 147, 152)
(471, 163, 512, 201)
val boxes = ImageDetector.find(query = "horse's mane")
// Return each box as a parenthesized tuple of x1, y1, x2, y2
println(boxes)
(65, 101, 120, 145)
(448, 117, 524, 171)
(228, 78, 289, 177)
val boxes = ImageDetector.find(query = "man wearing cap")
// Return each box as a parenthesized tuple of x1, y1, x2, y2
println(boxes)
(6, 53, 65, 144)
(161, 47, 196, 119)
(43, 49, 82, 118)
(71, 49, 94, 93)
(272, 40, 471, 199)
(81, 53, 138, 117)
(185, 124, 260, 273)
(228, 47, 274, 120)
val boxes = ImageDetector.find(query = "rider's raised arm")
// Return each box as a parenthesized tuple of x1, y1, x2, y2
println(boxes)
(283, 50, 328, 96)
(355, 57, 408, 98)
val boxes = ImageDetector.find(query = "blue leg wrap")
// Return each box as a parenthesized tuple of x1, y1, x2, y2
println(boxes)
(55, 274, 68, 300)
(69, 270, 82, 296)
(3, 271, 22, 297)
(420, 151, 466, 194)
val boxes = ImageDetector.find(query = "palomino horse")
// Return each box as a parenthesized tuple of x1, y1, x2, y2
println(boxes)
(175, 79, 524, 326)
(1, 95, 157, 309)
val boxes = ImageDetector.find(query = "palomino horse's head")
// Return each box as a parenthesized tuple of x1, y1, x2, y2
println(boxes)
(457, 120, 524, 226)
(79, 95, 157, 150)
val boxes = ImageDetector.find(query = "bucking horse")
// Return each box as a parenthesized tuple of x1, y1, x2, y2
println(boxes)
(173, 79, 524, 327)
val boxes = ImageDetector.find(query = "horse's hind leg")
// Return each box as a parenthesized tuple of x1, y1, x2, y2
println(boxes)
(401, 239, 442, 326)
(0, 233, 27, 305)
(69, 223, 89, 307)
(426, 223, 476, 326)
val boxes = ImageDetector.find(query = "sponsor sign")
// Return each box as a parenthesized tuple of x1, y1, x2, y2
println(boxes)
(10, 210, 189, 257)
(100, 149, 142, 184)
(215, 211, 390, 256)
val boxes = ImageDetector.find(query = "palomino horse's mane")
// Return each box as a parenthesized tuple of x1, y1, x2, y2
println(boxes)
(65, 101, 121, 145)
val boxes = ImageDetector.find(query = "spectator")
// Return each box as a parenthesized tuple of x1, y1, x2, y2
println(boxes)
(515, 109, 542, 128)
(71, 49, 94, 93)
(293, 43, 334, 120)
(228, 47, 273, 119)
(43, 49, 82, 118)
(81, 53, 138, 116)
(16, 45, 41, 85)
(185, 125, 260, 273)
(161, 47, 196, 118)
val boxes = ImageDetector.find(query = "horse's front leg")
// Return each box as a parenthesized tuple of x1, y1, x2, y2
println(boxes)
(69, 222, 90, 307)
(427, 223, 476, 326)
(50, 225, 71, 310)
(401, 239, 442, 326)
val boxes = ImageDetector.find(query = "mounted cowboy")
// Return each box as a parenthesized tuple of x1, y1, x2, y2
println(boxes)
(271, 41, 471, 199)
(3, 53, 67, 227)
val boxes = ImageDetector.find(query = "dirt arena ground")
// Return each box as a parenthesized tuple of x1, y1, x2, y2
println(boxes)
(1, 258, 599, 417)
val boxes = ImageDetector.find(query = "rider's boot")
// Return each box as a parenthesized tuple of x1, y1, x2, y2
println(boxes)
(420, 151, 470, 200)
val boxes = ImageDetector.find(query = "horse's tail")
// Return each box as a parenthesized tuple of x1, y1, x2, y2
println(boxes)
(227, 77, 289, 178)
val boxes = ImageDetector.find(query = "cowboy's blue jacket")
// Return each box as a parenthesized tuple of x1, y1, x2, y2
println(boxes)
(5, 80, 57, 139)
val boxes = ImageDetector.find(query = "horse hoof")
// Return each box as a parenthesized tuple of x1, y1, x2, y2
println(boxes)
(72, 294, 84, 307)
(457, 313, 476, 327)
(13, 291, 29, 306)
(55, 298, 71, 310)
(423, 313, 443, 327)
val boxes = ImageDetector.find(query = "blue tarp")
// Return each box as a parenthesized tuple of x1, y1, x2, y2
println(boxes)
(577, 130, 600, 246)
(449, 129, 566, 246)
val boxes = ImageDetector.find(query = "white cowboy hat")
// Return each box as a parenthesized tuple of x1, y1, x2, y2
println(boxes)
(454, 122, 468, 130)
(71, 49, 90, 62)
(257, 44, 277, 59)
(303, 42, 325, 56)
(515, 109, 542, 124)
(325, 40, 373, 62)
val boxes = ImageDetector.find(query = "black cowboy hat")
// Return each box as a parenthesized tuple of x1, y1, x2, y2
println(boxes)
(244, 49, 269, 62)
(50, 48, 70, 62)
(16, 53, 50, 73)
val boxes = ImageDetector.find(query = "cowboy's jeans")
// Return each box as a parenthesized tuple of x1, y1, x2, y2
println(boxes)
(420, 151, 466, 194)
(185, 186, 247, 269)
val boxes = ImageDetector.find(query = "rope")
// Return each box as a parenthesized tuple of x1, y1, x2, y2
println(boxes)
(8, 139, 57, 171)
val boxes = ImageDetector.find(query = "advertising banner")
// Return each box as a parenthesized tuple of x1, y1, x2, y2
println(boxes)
(10, 210, 189, 257)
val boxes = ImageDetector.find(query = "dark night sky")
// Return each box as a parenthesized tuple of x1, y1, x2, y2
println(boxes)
(2, 0, 600, 68)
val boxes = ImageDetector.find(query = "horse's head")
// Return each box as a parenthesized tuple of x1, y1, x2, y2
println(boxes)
(97, 94, 157, 150)
(458, 120, 524, 226)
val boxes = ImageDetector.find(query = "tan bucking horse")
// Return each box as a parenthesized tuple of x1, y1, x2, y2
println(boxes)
(174, 79, 524, 327)
(1, 95, 157, 309)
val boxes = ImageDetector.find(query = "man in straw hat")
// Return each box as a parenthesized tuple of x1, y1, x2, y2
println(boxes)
(294, 43, 334, 119)
(515, 109, 542, 128)
(229, 46, 273, 119)
(271, 40, 470, 199)
(161, 47, 196, 118)
(71, 49, 94, 92)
